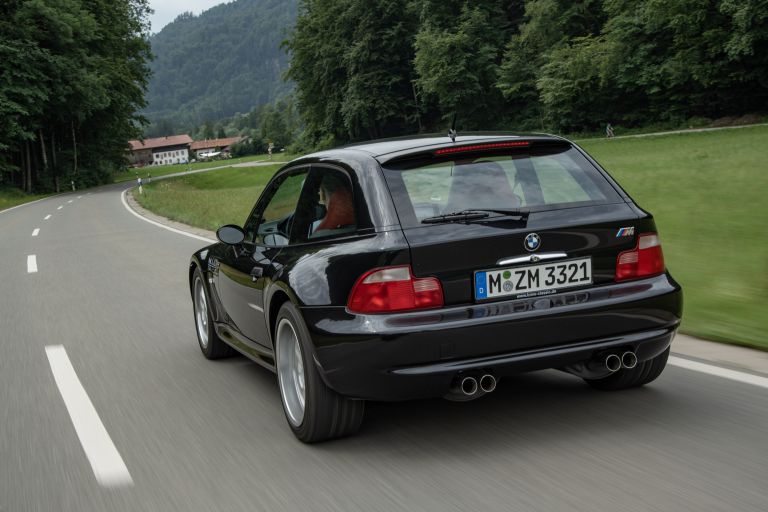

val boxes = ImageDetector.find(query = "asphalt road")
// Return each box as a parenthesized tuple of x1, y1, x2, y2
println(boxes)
(1, 184, 767, 512)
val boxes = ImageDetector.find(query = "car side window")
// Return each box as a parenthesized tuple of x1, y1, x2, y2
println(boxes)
(293, 167, 358, 242)
(244, 170, 308, 246)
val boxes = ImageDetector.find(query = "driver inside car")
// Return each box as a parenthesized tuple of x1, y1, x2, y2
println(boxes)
(310, 173, 356, 236)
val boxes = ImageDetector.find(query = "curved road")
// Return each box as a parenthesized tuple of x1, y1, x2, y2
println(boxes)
(1, 184, 766, 511)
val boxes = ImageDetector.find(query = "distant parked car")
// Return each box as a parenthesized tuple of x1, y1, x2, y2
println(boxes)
(189, 133, 682, 442)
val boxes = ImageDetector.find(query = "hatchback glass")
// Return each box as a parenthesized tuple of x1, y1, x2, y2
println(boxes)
(383, 145, 622, 226)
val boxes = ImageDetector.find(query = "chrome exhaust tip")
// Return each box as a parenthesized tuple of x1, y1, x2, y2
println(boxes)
(605, 353, 622, 373)
(460, 376, 479, 396)
(479, 374, 497, 393)
(621, 351, 638, 369)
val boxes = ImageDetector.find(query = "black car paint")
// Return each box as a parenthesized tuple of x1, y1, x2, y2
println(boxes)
(189, 134, 683, 400)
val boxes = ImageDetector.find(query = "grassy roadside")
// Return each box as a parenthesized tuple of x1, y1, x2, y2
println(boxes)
(133, 164, 283, 231)
(579, 125, 768, 349)
(133, 126, 768, 350)
(0, 187, 51, 212)
(113, 153, 294, 183)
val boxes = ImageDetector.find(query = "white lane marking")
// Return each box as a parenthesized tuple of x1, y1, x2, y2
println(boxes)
(120, 189, 215, 243)
(57, 205, 63, 210)
(32, 228, 40, 237)
(78, 195, 83, 199)
(68, 200, 73, 204)
(44, 214, 52, 220)
(27, 255, 38, 273)
(669, 356, 768, 389)
(247, 303, 264, 313)
(44, 345, 133, 488)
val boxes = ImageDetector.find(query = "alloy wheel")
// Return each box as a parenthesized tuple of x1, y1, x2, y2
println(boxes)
(194, 278, 209, 349)
(276, 318, 306, 427)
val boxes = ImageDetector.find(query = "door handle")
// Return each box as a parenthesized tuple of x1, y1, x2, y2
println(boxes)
(250, 267, 263, 281)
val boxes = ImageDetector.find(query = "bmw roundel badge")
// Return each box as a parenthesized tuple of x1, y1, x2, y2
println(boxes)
(524, 233, 541, 252)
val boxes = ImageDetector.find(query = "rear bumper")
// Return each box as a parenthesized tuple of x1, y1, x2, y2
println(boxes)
(301, 273, 682, 400)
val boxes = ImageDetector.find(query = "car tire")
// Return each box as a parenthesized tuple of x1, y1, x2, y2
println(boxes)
(274, 302, 364, 443)
(584, 347, 670, 391)
(192, 268, 234, 359)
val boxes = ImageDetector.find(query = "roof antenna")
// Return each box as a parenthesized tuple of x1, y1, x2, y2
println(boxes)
(448, 113, 457, 143)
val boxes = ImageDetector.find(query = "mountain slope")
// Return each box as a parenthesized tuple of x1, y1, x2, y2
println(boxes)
(145, 0, 298, 129)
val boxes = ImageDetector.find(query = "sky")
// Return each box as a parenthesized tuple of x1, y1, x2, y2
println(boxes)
(149, 0, 226, 33)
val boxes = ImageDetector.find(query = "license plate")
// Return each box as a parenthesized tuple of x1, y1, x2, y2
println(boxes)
(475, 258, 592, 300)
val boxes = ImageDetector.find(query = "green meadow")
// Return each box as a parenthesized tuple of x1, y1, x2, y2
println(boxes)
(578, 126, 768, 349)
(133, 164, 283, 231)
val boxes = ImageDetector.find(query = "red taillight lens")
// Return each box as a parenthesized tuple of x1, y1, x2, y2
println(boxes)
(615, 233, 665, 282)
(347, 265, 444, 313)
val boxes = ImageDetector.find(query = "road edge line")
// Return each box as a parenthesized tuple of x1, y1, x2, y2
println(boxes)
(44, 345, 133, 488)
(0, 196, 52, 215)
(668, 356, 768, 389)
(120, 188, 215, 244)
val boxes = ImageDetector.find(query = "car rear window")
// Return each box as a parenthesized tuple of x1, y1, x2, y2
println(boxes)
(381, 144, 622, 227)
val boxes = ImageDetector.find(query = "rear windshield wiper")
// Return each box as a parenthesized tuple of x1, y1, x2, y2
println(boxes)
(421, 209, 529, 224)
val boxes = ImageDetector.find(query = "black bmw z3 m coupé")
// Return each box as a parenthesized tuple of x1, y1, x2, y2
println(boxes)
(189, 133, 682, 442)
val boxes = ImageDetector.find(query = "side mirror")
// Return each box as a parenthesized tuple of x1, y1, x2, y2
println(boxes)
(216, 224, 245, 245)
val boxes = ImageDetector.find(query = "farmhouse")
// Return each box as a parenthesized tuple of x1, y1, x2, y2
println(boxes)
(190, 136, 246, 159)
(128, 134, 193, 166)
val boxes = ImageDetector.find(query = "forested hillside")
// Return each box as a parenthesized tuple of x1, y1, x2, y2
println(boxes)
(144, 0, 298, 135)
(287, 0, 768, 146)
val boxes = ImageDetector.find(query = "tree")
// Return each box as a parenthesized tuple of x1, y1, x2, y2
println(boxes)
(497, 0, 606, 130)
(0, 30, 49, 184)
(592, 0, 768, 123)
(0, 0, 152, 192)
(202, 121, 215, 140)
(286, 0, 421, 144)
(413, 1, 520, 130)
(283, 0, 768, 145)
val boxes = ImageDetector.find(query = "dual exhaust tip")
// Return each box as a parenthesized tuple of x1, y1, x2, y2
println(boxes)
(449, 351, 637, 400)
(605, 351, 637, 373)
(458, 373, 497, 397)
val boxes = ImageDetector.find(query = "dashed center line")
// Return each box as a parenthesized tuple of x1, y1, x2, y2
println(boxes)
(32, 228, 40, 237)
(44, 215, 51, 220)
(68, 200, 73, 204)
(78, 195, 83, 199)
(57, 205, 63, 210)
(27, 255, 38, 273)
(45, 345, 133, 488)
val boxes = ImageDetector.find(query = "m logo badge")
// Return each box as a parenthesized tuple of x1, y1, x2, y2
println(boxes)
(616, 227, 635, 237)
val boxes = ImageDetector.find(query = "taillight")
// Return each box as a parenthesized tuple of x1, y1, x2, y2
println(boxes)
(615, 233, 665, 282)
(347, 265, 444, 313)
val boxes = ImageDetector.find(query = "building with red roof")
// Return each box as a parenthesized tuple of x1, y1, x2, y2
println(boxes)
(190, 136, 247, 159)
(127, 134, 193, 166)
